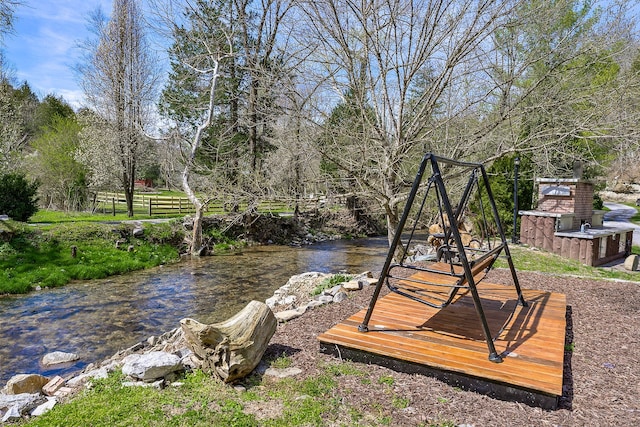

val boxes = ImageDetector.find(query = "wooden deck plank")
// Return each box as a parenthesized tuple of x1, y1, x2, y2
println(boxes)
(324, 322, 562, 379)
(318, 281, 566, 408)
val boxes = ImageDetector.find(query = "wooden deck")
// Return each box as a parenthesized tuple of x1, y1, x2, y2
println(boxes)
(318, 282, 567, 409)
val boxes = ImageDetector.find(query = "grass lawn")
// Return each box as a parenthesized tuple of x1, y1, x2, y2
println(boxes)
(30, 209, 158, 223)
(0, 220, 180, 294)
(24, 359, 428, 427)
(498, 244, 640, 282)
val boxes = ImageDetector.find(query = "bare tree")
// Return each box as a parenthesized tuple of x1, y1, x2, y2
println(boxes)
(292, 0, 640, 243)
(0, 0, 23, 171)
(295, 0, 524, 242)
(78, 0, 159, 217)
(0, 0, 20, 40)
(0, 79, 22, 171)
(151, 0, 297, 254)
(150, 0, 234, 255)
(471, 1, 640, 175)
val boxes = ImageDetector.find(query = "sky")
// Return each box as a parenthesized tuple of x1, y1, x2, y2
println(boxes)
(3, 0, 113, 109)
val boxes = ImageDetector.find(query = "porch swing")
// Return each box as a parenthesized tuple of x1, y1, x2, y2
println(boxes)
(358, 153, 527, 363)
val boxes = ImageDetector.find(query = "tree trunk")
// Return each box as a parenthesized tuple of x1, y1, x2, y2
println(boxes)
(124, 175, 134, 218)
(191, 204, 204, 255)
(180, 300, 277, 383)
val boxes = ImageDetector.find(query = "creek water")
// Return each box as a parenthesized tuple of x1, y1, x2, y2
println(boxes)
(0, 237, 389, 385)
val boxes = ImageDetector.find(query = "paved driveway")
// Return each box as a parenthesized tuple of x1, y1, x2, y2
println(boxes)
(603, 202, 640, 245)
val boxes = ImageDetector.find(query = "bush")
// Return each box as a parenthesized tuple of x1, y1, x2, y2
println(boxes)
(593, 193, 604, 210)
(0, 173, 39, 222)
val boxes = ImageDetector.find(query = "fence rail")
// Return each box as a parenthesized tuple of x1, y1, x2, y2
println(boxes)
(93, 191, 343, 216)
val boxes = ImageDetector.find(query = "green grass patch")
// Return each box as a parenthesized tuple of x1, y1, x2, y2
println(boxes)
(496, 245, 640, 282)
(22, 367, 459, 427)
(204, 228, 246, 254)
(322, 361, 367, 377)
(29, 209, 185, 224)
(26, 370, 257, 427)
(268, 353, 293, 369)
(0, 222, 179, 294)
(311, 273, 353, 296)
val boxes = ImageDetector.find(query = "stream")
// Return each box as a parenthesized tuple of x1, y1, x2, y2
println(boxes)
(0, 237, 389, 385)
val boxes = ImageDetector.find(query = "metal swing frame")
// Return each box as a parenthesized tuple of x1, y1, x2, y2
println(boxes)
(358, 153, 527, 363)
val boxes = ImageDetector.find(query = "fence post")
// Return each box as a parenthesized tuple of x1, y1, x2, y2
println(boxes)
(149, 197, 152, 216)
(112, 197, 116, 216)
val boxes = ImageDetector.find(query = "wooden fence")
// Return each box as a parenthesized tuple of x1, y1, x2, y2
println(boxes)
(93, 191, 341, 216)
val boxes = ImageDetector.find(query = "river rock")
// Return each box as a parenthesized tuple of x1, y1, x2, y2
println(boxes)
(325, 284, 344, 296)
(3, 374, 49, 395)
(132, 226, 144, 237)
(42, 376, 65, 397)
(305, 299, 328, 309)
(30, 397, 57, 417)
(332, 291, 348, 303)
(66, 366, 110, 388)
(317, 295, 334, 304)
(121, 351, 182, 382)
(41, 351, 79, 366)
(342, 279, 363, 291)
(359, 277, 378, 286)
(624, 254, 639, 271)
(0, 393, 46, 423)
(275, 307, 307, 322)
(264, 367, 303, 378)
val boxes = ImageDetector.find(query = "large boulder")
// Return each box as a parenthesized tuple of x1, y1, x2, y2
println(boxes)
(121, 352, 182, 382)
(3, 374, 50, 395)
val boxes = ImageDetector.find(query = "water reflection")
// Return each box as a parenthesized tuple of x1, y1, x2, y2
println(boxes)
(0, 237, 388, 384)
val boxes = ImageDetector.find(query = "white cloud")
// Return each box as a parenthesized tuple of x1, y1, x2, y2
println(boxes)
(4, 0, 113, 106)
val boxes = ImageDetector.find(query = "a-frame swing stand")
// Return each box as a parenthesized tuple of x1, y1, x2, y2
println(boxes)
(318, 154, 567, 409)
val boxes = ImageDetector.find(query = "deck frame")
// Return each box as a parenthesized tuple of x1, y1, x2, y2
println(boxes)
(318, 284, 567, 410)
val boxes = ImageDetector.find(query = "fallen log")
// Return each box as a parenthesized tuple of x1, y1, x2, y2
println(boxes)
(180, 300, 277, 383)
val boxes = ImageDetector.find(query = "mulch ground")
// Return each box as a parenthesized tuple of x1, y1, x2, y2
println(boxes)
(264, 269, 640, 426)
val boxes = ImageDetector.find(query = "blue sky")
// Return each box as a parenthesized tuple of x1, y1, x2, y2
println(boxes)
(3, 0, 113, 108)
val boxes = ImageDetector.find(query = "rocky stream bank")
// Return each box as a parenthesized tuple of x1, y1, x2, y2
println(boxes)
(0, 271, 376, 423)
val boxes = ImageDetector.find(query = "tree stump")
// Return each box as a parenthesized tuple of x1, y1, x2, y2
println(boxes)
(180, 300, 277, 383)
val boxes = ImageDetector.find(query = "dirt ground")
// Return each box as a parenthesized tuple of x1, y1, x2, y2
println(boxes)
(264, 268, 640, 426)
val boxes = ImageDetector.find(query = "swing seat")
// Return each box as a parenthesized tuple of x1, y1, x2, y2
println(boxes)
(359, 153, 526, 363)
(388, 244, 504, 309)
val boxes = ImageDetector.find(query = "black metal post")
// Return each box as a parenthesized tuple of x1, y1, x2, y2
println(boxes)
(358, 153, 432, 332)
(512, 156, 520, 244)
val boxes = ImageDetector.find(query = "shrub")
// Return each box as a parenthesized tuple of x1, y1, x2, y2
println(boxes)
(593, 193, 604, 210)
(0, 173, 39, 222)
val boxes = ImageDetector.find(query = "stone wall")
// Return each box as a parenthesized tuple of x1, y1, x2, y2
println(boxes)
(520, 215, 633, 266)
